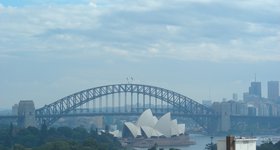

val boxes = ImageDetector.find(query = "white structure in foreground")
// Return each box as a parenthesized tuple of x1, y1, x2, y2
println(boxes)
(109, 130, 122, 138)
(217, 136, 256, 150)
(122, 109, 185, 138)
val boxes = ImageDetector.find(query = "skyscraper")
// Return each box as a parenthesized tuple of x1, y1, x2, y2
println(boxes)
(268, 81, 279, 101)
(232, 93, 238, 101)
(249, 82, 262, 98)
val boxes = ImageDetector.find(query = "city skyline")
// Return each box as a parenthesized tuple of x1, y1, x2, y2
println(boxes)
(0, 0, 280, 108)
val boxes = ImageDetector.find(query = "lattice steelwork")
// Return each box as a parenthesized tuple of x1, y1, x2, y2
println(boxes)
(35, 84, 218, 132)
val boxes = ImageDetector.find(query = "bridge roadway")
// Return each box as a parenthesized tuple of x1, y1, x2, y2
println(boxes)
(35, 111, 212, 118)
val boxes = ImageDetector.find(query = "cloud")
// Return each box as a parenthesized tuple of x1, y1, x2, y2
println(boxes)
(0, 0, 279, 63)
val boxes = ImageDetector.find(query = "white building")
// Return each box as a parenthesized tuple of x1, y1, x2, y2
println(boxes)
(217, 136, 256, 150)
(122, 109, 185, 138)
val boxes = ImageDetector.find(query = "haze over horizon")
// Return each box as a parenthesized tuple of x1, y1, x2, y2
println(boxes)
(0, 0, 280, 108)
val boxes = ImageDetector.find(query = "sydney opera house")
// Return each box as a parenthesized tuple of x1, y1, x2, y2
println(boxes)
(121, 109, 194, 147)
(123, 109, 185, 138)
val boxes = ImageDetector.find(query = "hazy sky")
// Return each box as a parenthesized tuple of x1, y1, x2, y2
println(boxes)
(0, 0, 280, 109)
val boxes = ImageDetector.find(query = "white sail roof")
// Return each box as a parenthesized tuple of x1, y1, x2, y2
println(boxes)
(123, 109, 186, 138)
(154, 112, 172, 137)
(124, 122, 141, 138)
(136, 109, 156, 127)
(141, 126, 163, 138)
(171, 119, 179, 136)
(153, 116, 158, 125)
(178, 124, 185, 135)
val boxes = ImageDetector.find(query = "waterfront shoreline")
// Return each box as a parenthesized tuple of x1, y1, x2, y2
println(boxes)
(121, 134, 195, 148)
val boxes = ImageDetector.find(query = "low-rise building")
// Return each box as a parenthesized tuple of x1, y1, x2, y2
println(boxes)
(217, 136, 256, 150)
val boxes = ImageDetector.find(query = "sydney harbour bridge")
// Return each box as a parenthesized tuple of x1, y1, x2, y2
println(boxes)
(1, 83, 280, 134)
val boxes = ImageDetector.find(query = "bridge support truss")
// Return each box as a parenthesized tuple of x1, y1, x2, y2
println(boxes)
(35, 84, 218, 133)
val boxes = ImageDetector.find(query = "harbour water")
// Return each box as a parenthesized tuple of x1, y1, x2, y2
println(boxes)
(134, 134, 280, 150)
(177, 134, 224, 150)
(133, 134, 223, 150)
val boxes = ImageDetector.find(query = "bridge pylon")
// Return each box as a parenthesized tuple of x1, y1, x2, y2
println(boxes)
(18, 100, 36, 128)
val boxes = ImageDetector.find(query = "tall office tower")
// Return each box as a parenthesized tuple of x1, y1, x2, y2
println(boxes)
(12, 104, 18, 115)
(249, 82, 262, 98)
(268, 81, 279, 101)
(232, 93, 238, 101)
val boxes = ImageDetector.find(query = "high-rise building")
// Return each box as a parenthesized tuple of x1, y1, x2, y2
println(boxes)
(249, 82, 261, 98)
(12, 104, 18, 115)
(232, 93, 238, 101)
(268, 81, 279, 101)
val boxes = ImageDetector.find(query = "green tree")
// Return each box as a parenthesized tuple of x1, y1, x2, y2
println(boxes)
(0, 125, 123, 150)
(57, 126, 73, 138)
(82, 137, 98, 148)
(72, 127, 88, 140)
(13, 144, 26, 150)
(0, 145, 9, 150)
(148, 143, 157, 150)
(257, 141, 277, 150)
(15, 127, 40, 147)
(40, 121, 48, 144)
(89, 127, 98, 138)
(274, 140, 280, 150)
(34, 141, 70, 150)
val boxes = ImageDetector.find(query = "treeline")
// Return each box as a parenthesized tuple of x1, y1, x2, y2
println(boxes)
(0, 123, 122, 150)
(257, 141, 280, 150)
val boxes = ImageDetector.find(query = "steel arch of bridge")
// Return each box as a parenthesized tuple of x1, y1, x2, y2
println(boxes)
(35, 84, 218, 131)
